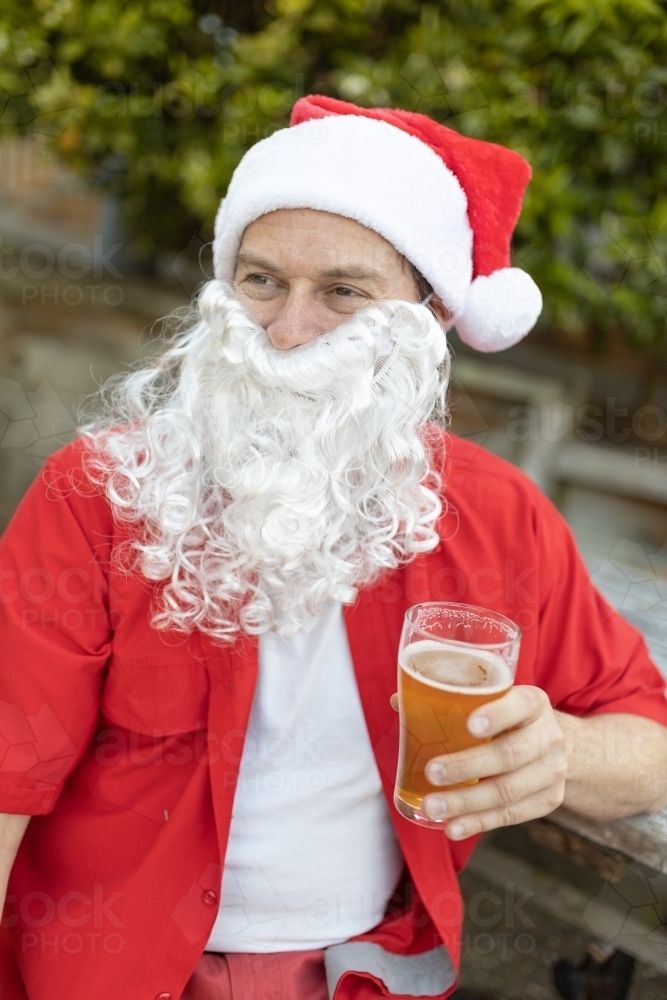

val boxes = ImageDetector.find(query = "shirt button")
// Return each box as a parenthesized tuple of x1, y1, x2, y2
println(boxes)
(202, 889, 218, 906)
(156, 994, 172, 1000)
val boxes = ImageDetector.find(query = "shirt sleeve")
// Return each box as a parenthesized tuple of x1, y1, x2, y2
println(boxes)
(532, 489, 667, 728)
(0, 445, 112, 814)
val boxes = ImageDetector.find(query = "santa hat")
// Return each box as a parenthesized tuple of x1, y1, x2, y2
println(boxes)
(213, 95, 542, 352)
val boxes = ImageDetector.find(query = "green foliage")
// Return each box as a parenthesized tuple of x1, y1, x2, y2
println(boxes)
(2, 0, 667, 351)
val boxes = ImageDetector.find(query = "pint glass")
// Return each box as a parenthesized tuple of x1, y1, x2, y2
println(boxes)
(394, 602, 521, 828)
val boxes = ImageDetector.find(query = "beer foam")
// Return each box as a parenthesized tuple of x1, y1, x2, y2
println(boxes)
(400, 640, 512, 694)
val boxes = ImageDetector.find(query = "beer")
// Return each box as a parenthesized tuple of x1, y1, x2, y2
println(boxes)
(394, 639, 513, 822)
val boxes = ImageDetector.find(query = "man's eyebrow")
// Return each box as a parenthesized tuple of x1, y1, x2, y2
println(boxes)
(236, 251, 284, 273)
(235, 253, 387, 286)
(318, 265, 387, 284)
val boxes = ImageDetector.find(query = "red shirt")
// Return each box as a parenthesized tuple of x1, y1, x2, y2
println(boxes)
(1, 432, 666, 1000)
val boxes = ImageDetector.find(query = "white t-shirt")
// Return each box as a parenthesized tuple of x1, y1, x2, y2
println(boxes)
(206, 601, 404, 953)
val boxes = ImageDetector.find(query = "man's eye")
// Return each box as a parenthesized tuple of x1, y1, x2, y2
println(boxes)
(333, 286, 360, 297)
(247, 274, 272, 285)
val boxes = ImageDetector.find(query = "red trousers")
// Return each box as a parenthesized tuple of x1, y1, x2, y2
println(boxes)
(1, 932, 329, 1000)
(181, 950, 329, 1000)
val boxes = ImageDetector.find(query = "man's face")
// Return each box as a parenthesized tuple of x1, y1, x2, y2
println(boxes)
(96, 210, 449, 637)
(233, 208, 428, 350)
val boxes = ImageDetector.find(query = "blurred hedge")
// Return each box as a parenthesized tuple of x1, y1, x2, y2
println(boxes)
(2, 0, 667, 352)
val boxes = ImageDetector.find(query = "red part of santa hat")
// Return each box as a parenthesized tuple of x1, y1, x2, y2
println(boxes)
(292, 94, 529, 281)
(213, 95, 542, 352)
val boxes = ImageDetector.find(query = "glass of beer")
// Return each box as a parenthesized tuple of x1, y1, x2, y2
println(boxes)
(394, 602, 521, 828)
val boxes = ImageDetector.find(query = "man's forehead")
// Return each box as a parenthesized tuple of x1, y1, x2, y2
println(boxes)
(236, 208, 403, 279)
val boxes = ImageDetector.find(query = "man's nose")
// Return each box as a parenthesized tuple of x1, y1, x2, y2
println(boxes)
(265, 290, 328, 350)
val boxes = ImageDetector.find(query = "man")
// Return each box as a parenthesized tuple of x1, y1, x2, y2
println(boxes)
(1, 95, 666, 1000)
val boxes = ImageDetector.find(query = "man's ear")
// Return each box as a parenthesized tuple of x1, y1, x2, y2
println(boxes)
(427, 296, 453, 330)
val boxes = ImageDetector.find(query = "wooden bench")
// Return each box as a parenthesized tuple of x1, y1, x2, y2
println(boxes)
(548, 804, 667, 878)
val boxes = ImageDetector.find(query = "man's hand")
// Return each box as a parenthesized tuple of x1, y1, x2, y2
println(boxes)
(390, 686, 567, 840)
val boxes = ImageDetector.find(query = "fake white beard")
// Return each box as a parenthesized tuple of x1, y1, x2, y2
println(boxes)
(82, 280, 449, 640)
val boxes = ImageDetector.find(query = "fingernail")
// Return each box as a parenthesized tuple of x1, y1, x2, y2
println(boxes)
(448, 822, 465, 840)
(427, 762, 448, 785)
(425, 797, 448, 820)
(468, 715, 490, 737)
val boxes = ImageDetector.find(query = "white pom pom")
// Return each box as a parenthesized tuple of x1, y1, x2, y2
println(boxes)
(455, 268, 542, 353)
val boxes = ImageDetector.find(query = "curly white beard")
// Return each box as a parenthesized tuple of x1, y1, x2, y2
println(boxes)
(82, 280, 449, 640)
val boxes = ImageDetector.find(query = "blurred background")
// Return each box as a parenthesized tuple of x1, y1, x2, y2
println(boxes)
(1, 2, 667, 997)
